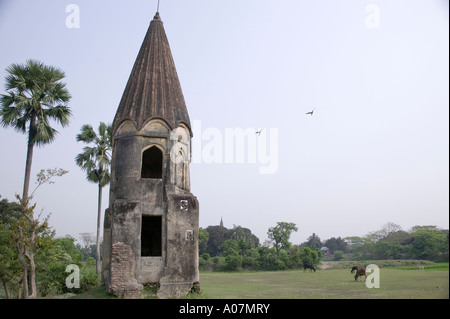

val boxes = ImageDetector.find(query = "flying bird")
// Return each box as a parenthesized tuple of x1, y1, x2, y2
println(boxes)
(255, 129, 263, 136)
(306, 107, 315, 116)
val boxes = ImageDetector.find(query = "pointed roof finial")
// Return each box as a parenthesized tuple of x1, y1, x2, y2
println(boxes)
(154, 0, 161, 21)
(112, 8, 192, 137)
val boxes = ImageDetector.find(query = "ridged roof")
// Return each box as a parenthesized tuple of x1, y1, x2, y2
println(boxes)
(112, 12, 191, 136)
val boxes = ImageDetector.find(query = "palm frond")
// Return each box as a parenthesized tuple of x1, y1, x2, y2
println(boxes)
(0, 102, 23, 127)
(75, 121, 112, 186)
(76, 124, 96, 143)
(75, 153, 96, 172)
(14, 114, 28, 133)
(99, 170, 110, 187)
(0, 92, 15, 107)
(42, 81, 71, 105)
(45, 105, 72, 127)
(98, 154, 111, 170)
(4, 63, 28, 91)
(33, 117, 57, 146)
(87, 169, 100, 183)
(40, 62, 65, 83)
(98, 122, 107, 138)
(1, 59, 72, 144)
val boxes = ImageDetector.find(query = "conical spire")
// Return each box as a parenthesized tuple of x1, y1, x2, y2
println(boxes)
(112, 12, 191, 136)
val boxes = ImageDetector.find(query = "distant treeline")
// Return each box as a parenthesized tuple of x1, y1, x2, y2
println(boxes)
(343, 224, 449, 262)
(199, 222, 449, 272)
(199, 223, 321, 272)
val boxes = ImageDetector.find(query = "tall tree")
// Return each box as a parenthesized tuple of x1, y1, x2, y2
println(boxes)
(267, 222, 298, 253)
(304, 233, 322, 249)
(10, 169, 66, 298)
(0, 60, 72, 203)
(75, 122, 112, 274)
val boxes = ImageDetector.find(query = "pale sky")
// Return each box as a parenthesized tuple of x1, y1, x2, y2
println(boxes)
(0, 0, 448, 245)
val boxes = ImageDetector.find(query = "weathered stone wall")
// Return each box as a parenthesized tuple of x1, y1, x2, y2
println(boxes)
(109, 242, 143, 298)
(103, 129, 199, 298)
(101, 208, 111, 284)
(158, 186, 199, 298)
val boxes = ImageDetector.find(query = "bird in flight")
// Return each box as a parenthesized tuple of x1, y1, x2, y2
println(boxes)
(306, 107, 315, 116)
(255, 129, 263, 135)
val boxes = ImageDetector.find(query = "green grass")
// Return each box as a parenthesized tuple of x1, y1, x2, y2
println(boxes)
(384, 263, 449, 271)
(59, 264, 450, 299)
(319, 259, 437, 270)
(2, 261, 447, 299)
(197, 268, 449, 299)
(65, 285, 117, 299)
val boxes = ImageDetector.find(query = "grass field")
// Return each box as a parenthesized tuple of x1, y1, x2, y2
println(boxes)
(384, 263, 449, 271)
(197, 267, 449, 299)
(3, 262, 447, 299)
(69, 263, 448, 299)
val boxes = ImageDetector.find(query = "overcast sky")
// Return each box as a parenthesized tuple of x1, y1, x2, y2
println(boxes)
(0, 0, 448, 245)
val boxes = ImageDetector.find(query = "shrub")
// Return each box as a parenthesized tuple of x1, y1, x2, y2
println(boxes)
(333, 250, 343, 261)
(212, 256, 227, 271)
(225, 254, 242, 271)
(80, 268, 101, 292)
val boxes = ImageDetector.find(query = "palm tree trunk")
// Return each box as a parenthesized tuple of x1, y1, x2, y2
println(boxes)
(22, 115, 36, 203)
(96, 183, 102, 274)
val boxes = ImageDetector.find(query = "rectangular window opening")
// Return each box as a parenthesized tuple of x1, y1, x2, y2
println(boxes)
(141, 216, 162, 257)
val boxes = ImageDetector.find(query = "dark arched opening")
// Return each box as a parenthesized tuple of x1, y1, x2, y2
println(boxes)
(141, 146, 163, 179)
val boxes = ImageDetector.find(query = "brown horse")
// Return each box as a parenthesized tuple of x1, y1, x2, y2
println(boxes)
(354, 268, 367, 281)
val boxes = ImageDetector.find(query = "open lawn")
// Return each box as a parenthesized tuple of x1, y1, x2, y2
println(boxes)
(198, 268, 449, 299)
(4, 263, 445, 299)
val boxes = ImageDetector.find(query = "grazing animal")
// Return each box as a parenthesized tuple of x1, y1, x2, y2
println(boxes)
(303, 263, 316, 272)
(354, 268, 367, 281)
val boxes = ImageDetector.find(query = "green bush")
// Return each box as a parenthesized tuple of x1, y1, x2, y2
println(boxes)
(333, 250, 344, 261)
(212, 256, 227, 271)
(80, 268, 101, 292)
(225, 254, 242, 271)
(199, 254, 213, 271)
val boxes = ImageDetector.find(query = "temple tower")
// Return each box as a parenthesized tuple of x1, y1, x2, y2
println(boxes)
(102, 12, 199, 299)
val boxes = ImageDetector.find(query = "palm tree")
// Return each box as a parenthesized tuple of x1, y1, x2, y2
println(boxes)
(76, 122, 112, 274)
(0, 60, 72, 203)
